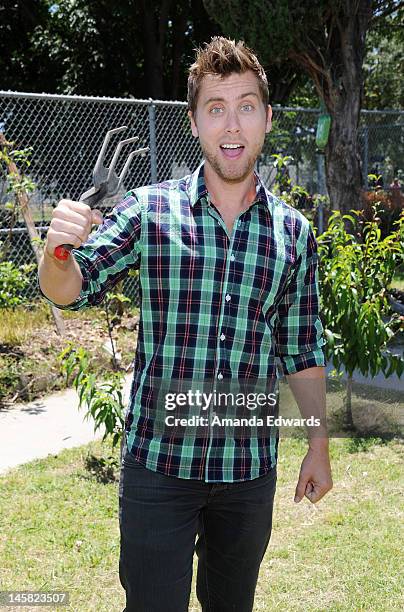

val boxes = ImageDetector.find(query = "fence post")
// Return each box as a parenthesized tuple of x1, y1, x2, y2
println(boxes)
(316, 151, 326, 234)
(363, 125, 369, 189)
(317, 198, 324, 235)
(148, 99, 158, 184)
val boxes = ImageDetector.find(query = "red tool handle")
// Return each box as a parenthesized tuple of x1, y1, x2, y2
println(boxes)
(54, 244, 73, 260)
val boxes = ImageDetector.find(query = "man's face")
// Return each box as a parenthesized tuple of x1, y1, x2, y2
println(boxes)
(188, 70, 272, 183)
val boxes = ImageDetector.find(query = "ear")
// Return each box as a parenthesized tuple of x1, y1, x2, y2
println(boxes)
(265, 105, 272, 133)
(188, 110, 199, 138)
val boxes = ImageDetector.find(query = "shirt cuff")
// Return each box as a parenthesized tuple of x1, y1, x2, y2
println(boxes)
(279, 346, 327, 375)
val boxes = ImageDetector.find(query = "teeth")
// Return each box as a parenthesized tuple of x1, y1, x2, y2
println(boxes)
(221, 144, 243, 149)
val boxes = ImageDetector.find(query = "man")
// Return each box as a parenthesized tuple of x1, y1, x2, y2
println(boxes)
(39, 37, 332, 612)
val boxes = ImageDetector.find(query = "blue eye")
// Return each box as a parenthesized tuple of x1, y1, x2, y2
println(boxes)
(210, 107, 223, 114)
(241, 104, 254, 112)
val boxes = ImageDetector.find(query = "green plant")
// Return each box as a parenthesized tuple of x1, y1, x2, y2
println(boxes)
(1, 138, 65, 335)
(0, 145, 35, 256)
(0, 356, 20, 403)
(58, 343, 125, 448)
(107, 291, 131, 315)
(0, 261, 36, 308)
(317, 207, 404, 429)
(271, 153, 294, 194)
(0, 145, 34, 185)
(346, 436, 388, 454)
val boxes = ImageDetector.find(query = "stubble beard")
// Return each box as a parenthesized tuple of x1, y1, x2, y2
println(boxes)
(201, 141, 264, 184)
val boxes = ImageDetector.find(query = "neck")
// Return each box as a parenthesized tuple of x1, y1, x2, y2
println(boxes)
(204, 162, 257, 212)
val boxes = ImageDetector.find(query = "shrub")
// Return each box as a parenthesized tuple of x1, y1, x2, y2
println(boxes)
(0, 261, 36, 308)
(58, 343, 125, 448)
(317, 207, 404, 428)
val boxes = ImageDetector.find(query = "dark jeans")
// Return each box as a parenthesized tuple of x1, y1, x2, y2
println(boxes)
(118, 437, 277, 612)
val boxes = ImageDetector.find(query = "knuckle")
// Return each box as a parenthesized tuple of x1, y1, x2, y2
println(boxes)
(79, 202, 92, 215)
(51, 208, 64, 221)
(50, 218, 63, 231)
(58, 198, 70, 207)
(58, 198, 76, 209)
(73, 203, 88, 217)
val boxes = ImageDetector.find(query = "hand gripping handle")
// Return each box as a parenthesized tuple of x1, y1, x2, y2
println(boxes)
(54, 244, 73, 261)
(53, 126, 148, 260)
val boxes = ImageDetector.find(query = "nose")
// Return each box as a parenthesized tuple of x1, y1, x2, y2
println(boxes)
(225, 108, 241, 134)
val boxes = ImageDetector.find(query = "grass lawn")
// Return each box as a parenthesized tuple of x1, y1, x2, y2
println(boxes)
(0, 437, 402, 611)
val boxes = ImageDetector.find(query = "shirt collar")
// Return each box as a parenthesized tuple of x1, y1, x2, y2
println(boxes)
(186, 160, 273, 216)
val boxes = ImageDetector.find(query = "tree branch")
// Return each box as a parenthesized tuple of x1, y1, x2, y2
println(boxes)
(289, 49, 334, 107)
(371, 0, 404, 21)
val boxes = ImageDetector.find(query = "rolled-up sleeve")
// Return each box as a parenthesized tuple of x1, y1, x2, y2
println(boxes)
(40, 191, 143, 311)
(274, 223, 326, 375)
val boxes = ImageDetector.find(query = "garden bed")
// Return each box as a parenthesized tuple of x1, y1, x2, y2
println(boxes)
(0, 302, 139, 407)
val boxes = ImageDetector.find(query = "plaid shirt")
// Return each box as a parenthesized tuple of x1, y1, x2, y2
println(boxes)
(45, 162, 326, 482)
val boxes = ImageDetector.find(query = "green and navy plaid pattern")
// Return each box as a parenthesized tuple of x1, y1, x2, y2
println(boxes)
(45, 162, 326, 482)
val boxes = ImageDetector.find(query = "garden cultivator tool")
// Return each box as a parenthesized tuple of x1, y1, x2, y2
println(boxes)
(54, 126, 149, 260)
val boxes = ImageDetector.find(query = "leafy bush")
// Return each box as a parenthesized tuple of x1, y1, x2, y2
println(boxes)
(318, 208, 403, 377)
(317, 207, 404, 427)
(0, 261, 36, 308)
(58, 343, 125, 448)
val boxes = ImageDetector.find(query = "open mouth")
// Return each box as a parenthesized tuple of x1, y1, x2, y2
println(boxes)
(220, 144, 245, 159)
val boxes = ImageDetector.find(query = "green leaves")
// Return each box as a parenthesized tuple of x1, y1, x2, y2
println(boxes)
(1, 146, 36, 197)
(0, 262, 36, 309)
(58, 343, 125, 448)
(106, 291, 131, 306)
(318, 208, 404, 382)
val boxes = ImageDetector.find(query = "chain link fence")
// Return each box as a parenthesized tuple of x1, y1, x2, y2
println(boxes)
(1, 90, 403, 302)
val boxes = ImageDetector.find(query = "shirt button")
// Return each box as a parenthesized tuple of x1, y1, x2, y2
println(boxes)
(230, 254, 235, 262)
(225, 294, 231, 302)
(217, 372, 223, 380)
(220, 333, 226, 341)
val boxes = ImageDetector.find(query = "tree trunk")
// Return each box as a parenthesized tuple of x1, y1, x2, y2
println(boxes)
(269, 64, 302, 105)
(324, 2, 372, 214)
(140, 0, 171, 99)
(171, 8, 188, 100)
(325, 102, 363, 214)
(343, 375, 354, 431)
(291, 1, 373, 215)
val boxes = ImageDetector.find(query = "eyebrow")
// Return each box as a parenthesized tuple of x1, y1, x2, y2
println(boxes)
(203, 92, 260, 106)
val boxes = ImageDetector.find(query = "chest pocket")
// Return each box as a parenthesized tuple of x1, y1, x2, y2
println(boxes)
(230, 222, 296, 311)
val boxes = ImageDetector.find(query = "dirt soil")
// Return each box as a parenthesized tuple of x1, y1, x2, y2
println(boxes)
(0, 311, 139, 408)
